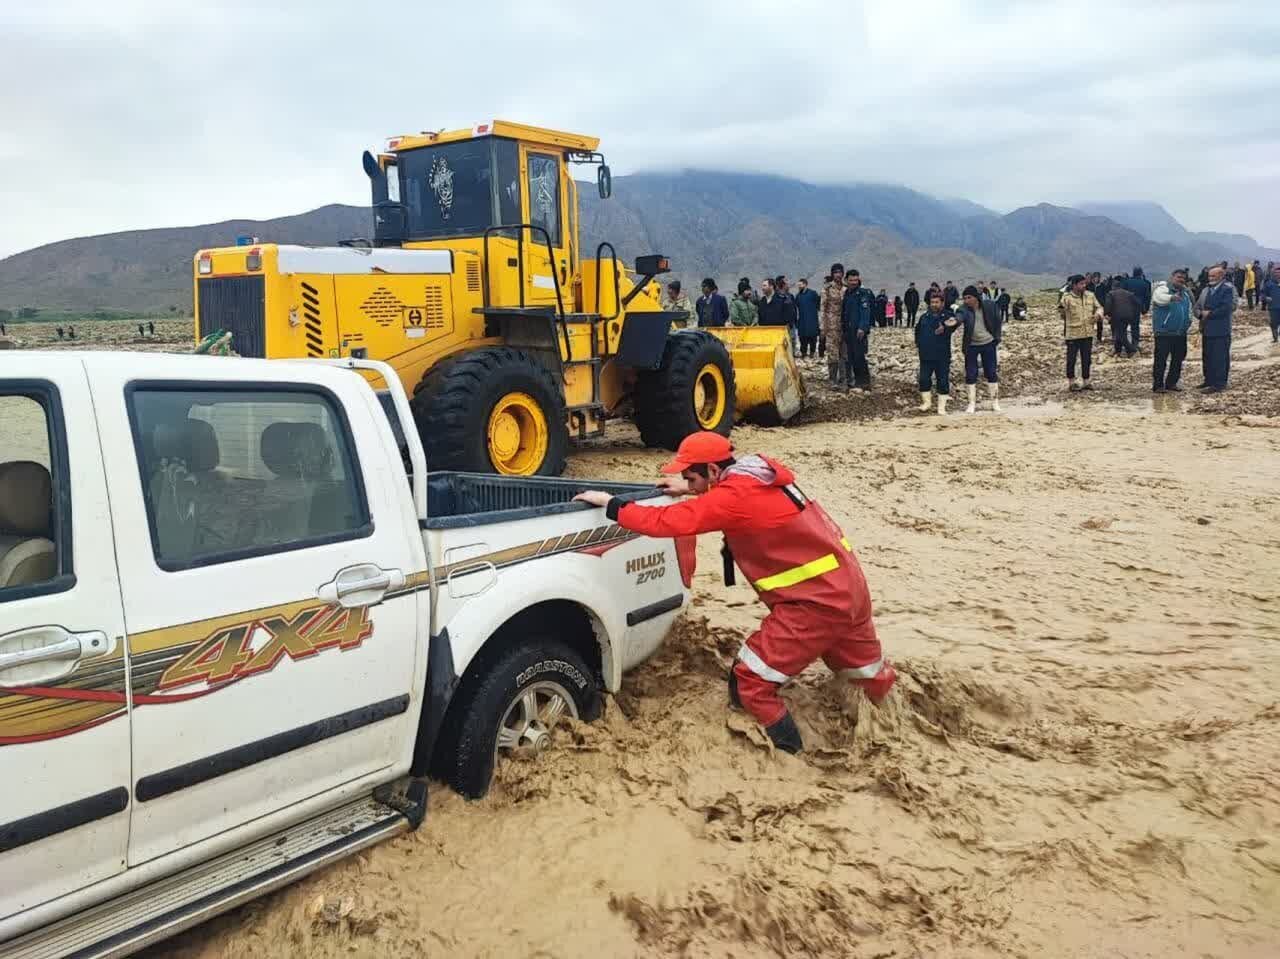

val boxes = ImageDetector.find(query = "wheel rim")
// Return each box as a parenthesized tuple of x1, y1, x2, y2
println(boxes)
(494, 681, 578, 760)
(486, 391, 549, 475)
(693, 363, 727, 429)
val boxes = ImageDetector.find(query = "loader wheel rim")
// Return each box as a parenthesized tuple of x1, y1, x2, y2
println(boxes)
(487, 392, 549, 475)
(693, 363, 727, 429)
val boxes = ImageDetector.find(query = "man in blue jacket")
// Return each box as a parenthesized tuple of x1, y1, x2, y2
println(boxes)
(1150, 269, 1194, 392)
(915, 290, 960, 414)
(1123, 267, 1153, 350)
(1197, 265, 1235, 392)
(794, 277, 821, 359)
(696, 278, 730, 328)
(841, 269, 876, 390)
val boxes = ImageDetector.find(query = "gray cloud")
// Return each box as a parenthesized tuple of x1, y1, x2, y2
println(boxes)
(2, 0, 1278, 257)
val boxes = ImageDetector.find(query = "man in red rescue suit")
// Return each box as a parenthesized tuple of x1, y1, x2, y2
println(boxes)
(575, 432, 896, 754)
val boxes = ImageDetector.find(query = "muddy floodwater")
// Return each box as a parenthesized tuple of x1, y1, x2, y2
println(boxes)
(8, 304, 1278, 957)
(155, 408, 1279, 958)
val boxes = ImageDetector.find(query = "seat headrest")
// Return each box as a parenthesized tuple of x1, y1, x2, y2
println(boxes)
(185, 420, 220, 472)
(152, 420, 220, 473)
(0, 460, 53, 536)
(260, 422, 335, 479)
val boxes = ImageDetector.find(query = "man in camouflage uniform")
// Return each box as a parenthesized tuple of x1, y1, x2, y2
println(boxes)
(819, 262, 847, 385)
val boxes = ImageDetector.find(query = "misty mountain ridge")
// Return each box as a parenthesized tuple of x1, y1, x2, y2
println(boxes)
(1, 171, 1268, 314)
(1074, 201, 1278, 265)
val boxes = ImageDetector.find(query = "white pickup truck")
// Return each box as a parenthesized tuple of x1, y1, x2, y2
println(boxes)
(0, 352, 689, 958)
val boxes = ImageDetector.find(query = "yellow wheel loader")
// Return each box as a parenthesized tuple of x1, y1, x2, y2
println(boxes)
(193, 120, 803, 476)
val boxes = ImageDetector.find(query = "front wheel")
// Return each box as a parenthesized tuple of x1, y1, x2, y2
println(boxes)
(432, 638, 601, 799)
(634, 331, 736, 450)
(410, 347, 569, 476)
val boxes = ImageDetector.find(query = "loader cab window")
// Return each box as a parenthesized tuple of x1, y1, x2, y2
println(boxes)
(385, 161, 400, 204)
(400, 138, 520, 240)
(526, 153, 561, 247)
(495, 138, 521, 228)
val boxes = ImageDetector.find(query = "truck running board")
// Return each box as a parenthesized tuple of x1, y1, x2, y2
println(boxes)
(2, 795, 412, 959)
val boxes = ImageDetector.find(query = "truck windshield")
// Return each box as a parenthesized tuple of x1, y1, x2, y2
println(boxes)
(396, 137, 521, 240)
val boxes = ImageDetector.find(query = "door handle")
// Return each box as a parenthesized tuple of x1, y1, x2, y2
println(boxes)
(318, 564, 407, 609)
(0, 628, 115, 687)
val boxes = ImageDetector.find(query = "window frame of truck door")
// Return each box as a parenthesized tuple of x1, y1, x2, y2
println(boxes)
(0, 379, 76, 603)
(122, 379, 375, 573)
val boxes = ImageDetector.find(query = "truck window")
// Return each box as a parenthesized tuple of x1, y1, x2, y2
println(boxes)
(0, 387, 69, 601)
(128, 386, 372, 571)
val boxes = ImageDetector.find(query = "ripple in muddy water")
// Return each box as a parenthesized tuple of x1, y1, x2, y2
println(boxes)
(1000, 396, 1175, 419)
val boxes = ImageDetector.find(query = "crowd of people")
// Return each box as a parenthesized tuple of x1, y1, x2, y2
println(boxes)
(1060, 261, 1280, 396)
(659, 256, 1279, 415)
(661, 269, 1029, 415)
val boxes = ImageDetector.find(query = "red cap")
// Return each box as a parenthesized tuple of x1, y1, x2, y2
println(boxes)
(661, 431, 734, 474)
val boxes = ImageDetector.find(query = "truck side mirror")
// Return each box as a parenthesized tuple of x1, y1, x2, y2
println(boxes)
(597, 164, 612, 200)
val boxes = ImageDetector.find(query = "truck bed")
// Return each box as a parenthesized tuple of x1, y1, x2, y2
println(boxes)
(422, 472, 661, 529)
(375, 389, 662, 529)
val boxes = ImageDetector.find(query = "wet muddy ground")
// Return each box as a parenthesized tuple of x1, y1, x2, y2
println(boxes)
(156, 408, 1280, 959)
(9, 303, 1279, 957)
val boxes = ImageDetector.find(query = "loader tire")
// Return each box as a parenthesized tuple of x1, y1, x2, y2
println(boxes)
(634, 331, 736, 451)
(432, 636, 602, 799)
(411, 347, 568, 476)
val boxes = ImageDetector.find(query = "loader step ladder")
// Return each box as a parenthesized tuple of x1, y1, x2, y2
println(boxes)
(2, 796, 413, 959)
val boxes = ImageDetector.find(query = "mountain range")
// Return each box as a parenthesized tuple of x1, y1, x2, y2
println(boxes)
(1075, 201, 1279, 266)
(1, 172, 1274, 314)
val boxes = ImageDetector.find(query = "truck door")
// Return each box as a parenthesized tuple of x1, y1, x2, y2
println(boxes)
(0, 361, 131, 920)
(521, 146, 569, 313)
(86, 360, 421, 867)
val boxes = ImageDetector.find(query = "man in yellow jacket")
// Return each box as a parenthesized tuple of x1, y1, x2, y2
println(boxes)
(1244, 262, 1257, 311)
(1058, 274, 1104, 391)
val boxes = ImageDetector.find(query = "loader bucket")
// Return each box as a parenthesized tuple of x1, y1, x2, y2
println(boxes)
(705, 327, 806, 426)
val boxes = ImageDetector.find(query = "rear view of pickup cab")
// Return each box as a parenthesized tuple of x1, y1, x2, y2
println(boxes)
(0, 352, 689, 958)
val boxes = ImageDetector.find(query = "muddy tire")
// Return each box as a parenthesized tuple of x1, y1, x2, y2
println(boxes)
(411, 347, 568, 476)
(432, 638, 602, 799)
(634, 331, 736, 451)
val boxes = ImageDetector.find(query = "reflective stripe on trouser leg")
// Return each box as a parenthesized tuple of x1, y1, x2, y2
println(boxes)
(737, 644, 792, 685)
(731, 660, 788, 727)
(835, 658, 883, 680)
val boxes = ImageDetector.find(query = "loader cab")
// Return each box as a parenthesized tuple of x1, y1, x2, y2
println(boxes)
(365, 122, 608, 314)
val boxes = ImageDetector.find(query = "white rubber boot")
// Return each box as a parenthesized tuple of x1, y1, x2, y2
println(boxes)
(918, 391, 932, 411)
(965, 384, 977, 414)
(988, 382, 1002, 412)
(937, 394, 949, 416)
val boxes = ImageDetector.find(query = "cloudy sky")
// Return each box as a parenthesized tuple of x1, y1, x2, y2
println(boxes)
(3, 0, 1278, 257)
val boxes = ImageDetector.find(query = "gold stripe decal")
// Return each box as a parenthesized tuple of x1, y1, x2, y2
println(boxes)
(0, 522, 635, 746)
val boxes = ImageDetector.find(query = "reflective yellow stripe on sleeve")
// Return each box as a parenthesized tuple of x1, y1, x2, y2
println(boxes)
(753, 552, 839, 592)
(840, 537, 852, 551)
